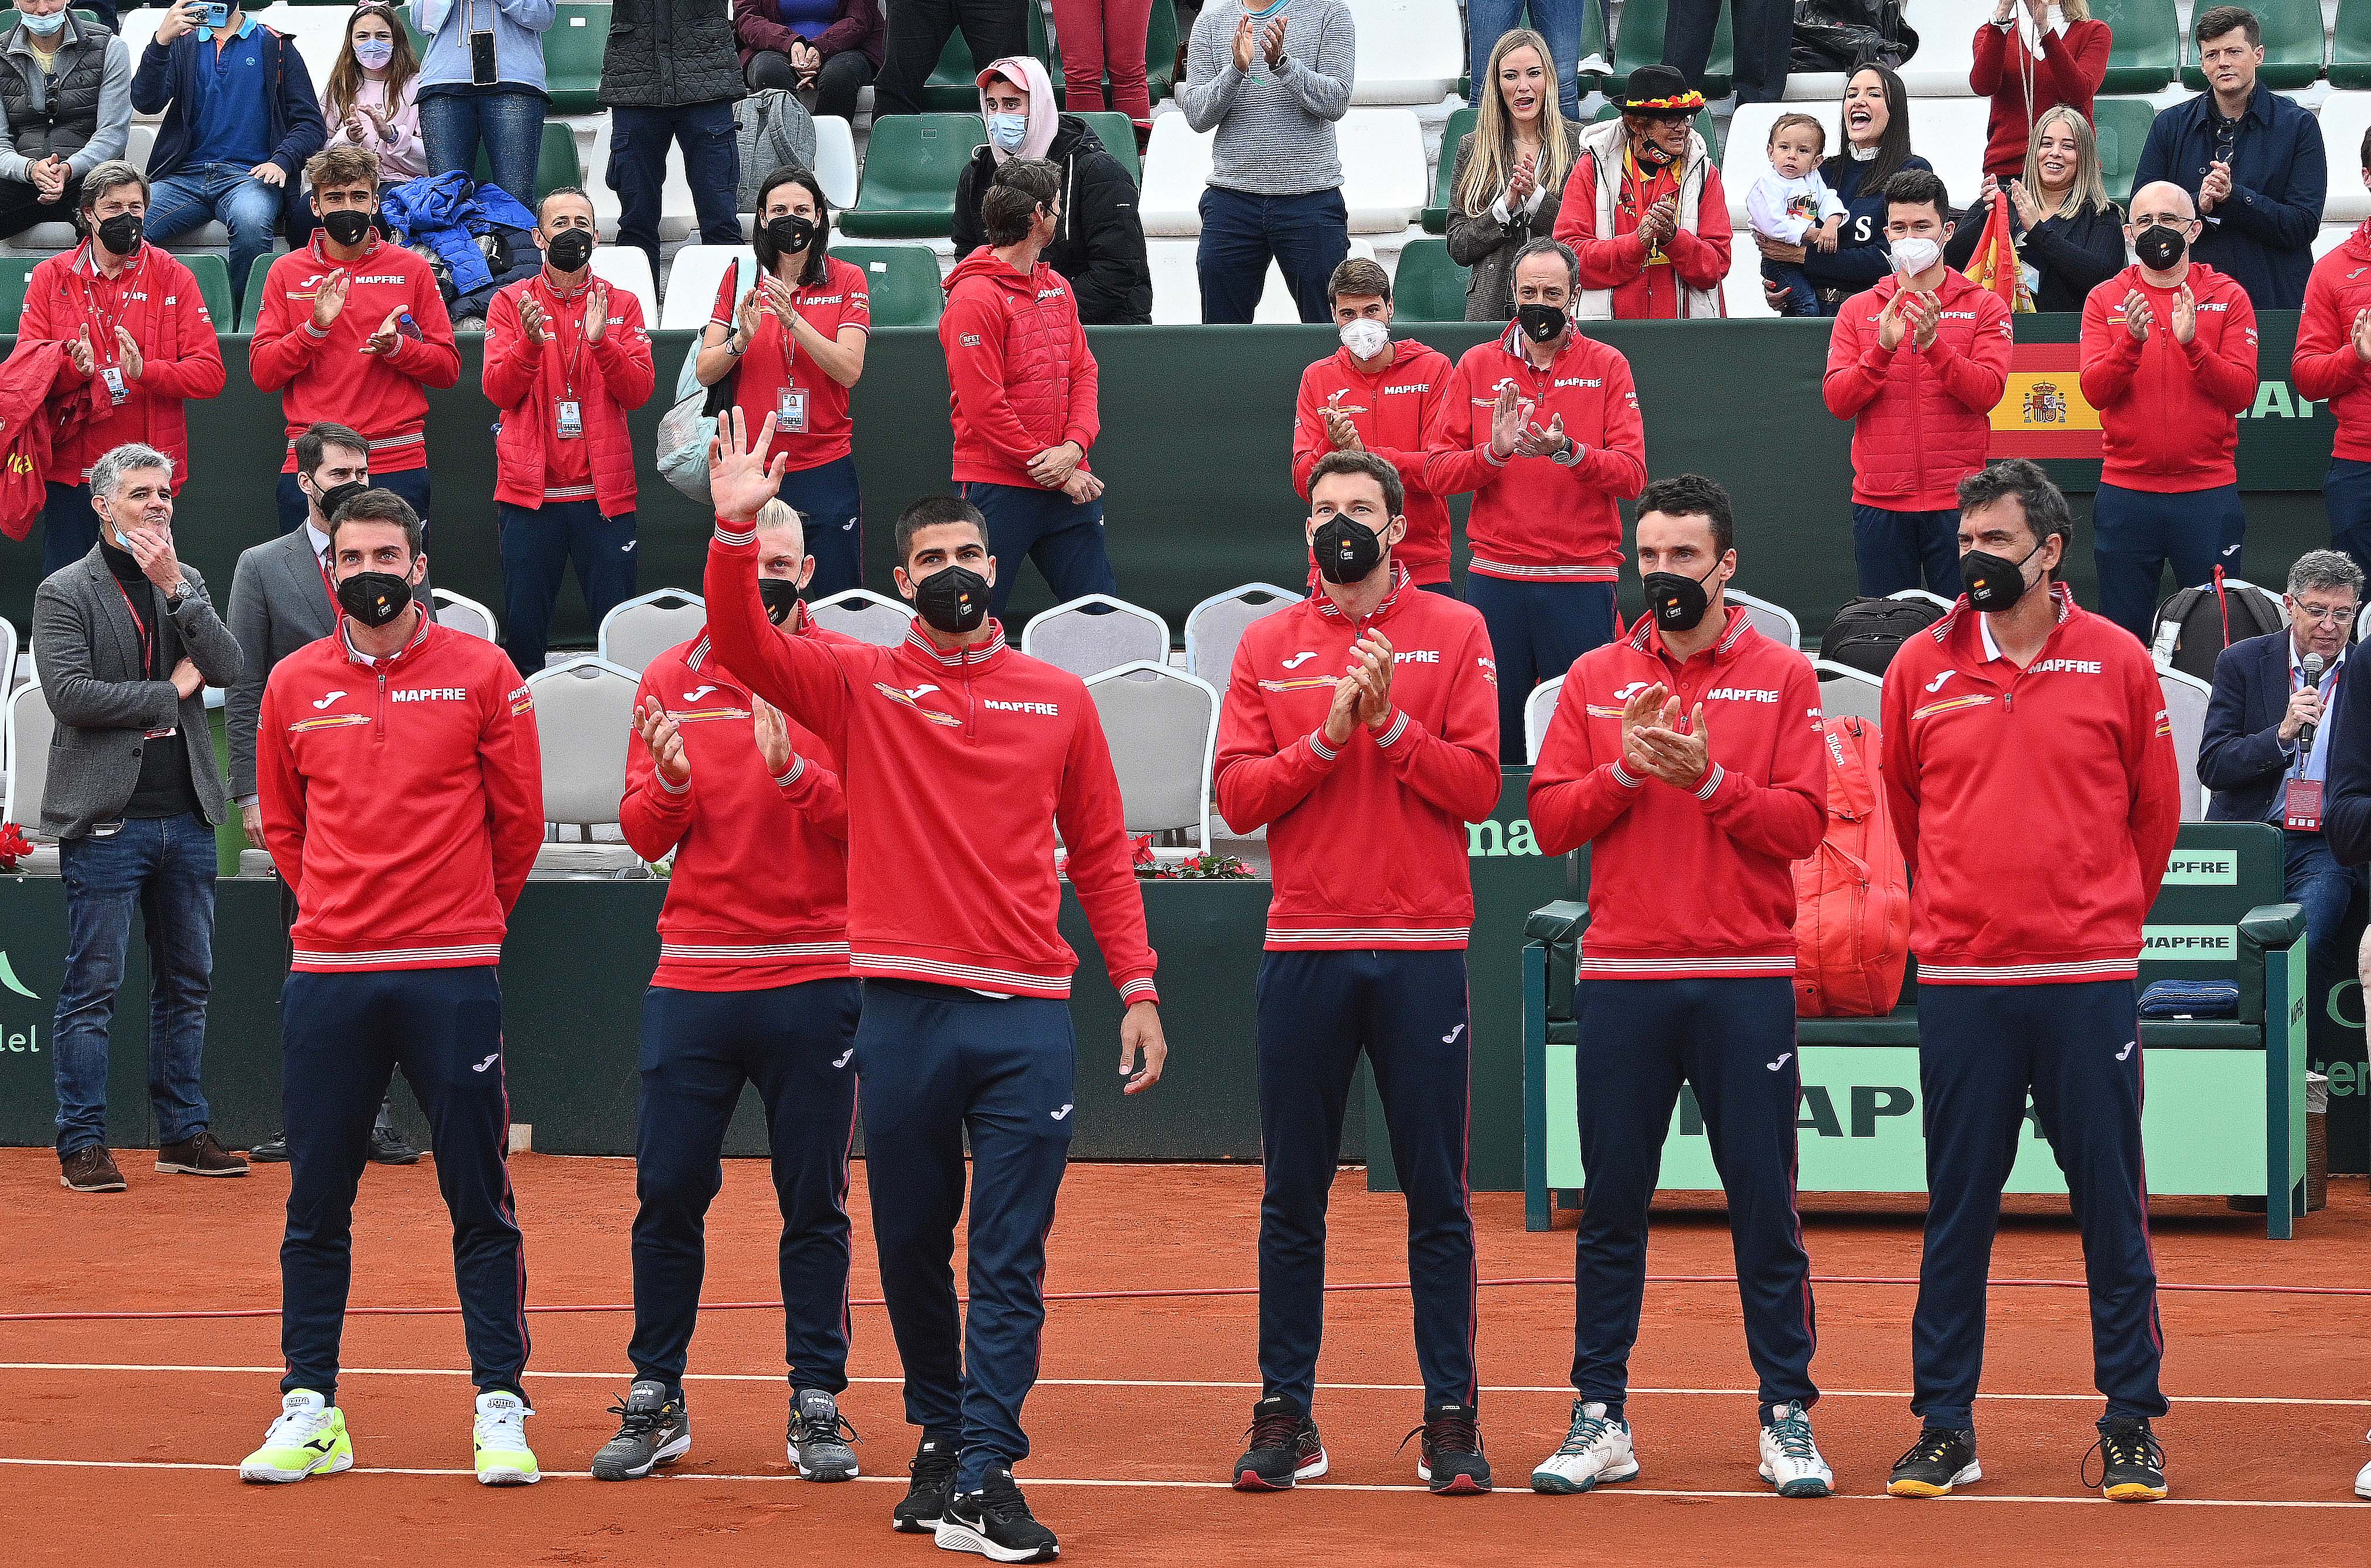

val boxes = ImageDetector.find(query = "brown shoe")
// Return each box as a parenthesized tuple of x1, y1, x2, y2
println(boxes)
(60, 1145, 127, 1192)
(155, 1131, 250, 1177)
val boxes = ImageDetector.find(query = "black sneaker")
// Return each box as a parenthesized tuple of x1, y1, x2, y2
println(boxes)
(248, 1131, 289, 1163)
(1232, 1395, 1326, 1491)
(936, 1467, 1058, 1562)
(893, 1433, 960, 1533)
(369, 1122, 422, 1165)
(2086, 1418, 2168, 1502)
(1403, 1402, 1491, 1494)
(590, 1380, 690, 1480)
(1887, 1426, 1980, 1497)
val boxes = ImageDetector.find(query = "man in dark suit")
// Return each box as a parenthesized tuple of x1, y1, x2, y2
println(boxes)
(2200, 548, 2364, 976)
(224, 421, 418, 1167)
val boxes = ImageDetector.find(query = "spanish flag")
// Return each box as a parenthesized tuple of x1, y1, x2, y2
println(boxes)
(1990, 342, 2103, 461)
(1964, 191, 2033, 315)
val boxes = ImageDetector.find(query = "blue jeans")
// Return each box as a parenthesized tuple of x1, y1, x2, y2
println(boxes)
(418, 85, 546, 210)
(2092, 481, 2247, 643)
(1762, 258, 1820, 317)
(499, 500, 639, 678)
(145, 163, 284, 315)
(1851, 504, 1962, 598)
(2283, 831, 2365, 978)
(40, 480, 96, 580)
(963, 480, 1119, 618)
(54, 812, 219, 1155)
(606, 100, 744, 279)
(1465, 0, 1590, 121)
(1196, 186, 1350, 325)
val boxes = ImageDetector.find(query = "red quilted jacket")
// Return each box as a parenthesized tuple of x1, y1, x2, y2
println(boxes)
(941, 247, 1099, 488)
(483, 270, 656, 515)
(1821, 268, 2014, 512)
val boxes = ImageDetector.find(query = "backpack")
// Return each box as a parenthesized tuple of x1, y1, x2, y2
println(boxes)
(1791, 0, 1917, 74)
(2151, 568, 2285, 683)
(735, 88, 818, 211)
(1792, 715, 1910, 1018)
(655, 261, 743, 503)
(1817, 595, 1946, 676)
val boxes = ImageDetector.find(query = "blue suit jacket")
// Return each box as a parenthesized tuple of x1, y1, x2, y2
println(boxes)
(2198, 629, 2300, 824)
(2130, 83, 2325, 310)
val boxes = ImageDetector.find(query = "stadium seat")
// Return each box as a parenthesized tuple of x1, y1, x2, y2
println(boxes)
(0, 257, 42, 332)
(1907, 98, 1989, 222)
(1138, 108, 1421, 236)
(1606, 0, 1730, 99)
(0, 615, 16, 788)
(525, 656, 644, 877)
(237, 253, 278, 333)
(2339, 0, 2371, 88)
(1344, 0, 1462, 105)
(597, 589, 706, 674)
(2183, 0, 2324, 89)
(1590, 101, 1721, 162)
(1576, 0, 1609, 83)
(432, 587, 499, 642)
(832, 243, 945, 326)
(1391, 237, 1469, 322)
(1075, 111, 1142, 182)
(1082, 660, 1218, 860)
(183, 253, 234, 326)
(2317, 221, 2354, 259)
(1021, 594, 1170, 680)
(658, 243, 757, 331)
(2093, 0, 2179, 92)
(1785, 0, 1974, 103)
(586, 241, 659, 324)
(1138, 111, 1212, 237)
(1425, 105, 1477, 233)
(544, 2, 609, 115)
(475, 121, 583, 203)
(809, 587, 915, 645)
(1183, 581, 1300, 686)
(811, 115, 860, 209)
(1144, 236, 1375, 323)
(1523, 674, 1562, 765)
(2, 680, 58, 873)
(922, 5, 1054, 112)
(2324, 93, 2371, 223)
(2160, 666, 2212, 819)
(840, 114, 986, 239)
(1814, 659, 1883, 723)
(2091, 95, 2160, 204)
(1729, 588, 1800, 650)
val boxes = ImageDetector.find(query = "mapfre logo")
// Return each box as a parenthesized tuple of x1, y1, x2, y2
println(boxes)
(1552, 376, 1603, 389)
(1392, 650, 1439, 664)
(1703, 687, 1780, 703)
(2030, 658, 2102, 674)
(1380, 383, 1429, 395)
(983, 698, 1060, 717)
(391, 687, 468, 703)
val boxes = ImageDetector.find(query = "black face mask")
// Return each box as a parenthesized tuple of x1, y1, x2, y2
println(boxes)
(1310, 515, 1386, 585)
(2134, 223, 2186, 271)
(1961, 540, 2044, 613)
(96, 213, 142, 255)
(758, 577, 803, 627)
(321, 207, 373, 247)
(312, 478, 370, 524)
(1641, 558, 1722, 632)
(337, 570, 413, 628)
(544, 227, 594, 272)
(911, 565, 989, 635)
(766, 214, 817, 257)
(1517, 303, 1567, 344)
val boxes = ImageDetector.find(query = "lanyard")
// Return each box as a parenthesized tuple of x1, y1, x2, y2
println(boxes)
(111, 572, 155, 676)
(76, 248, 135, 370)
(537, 275, 588, 400)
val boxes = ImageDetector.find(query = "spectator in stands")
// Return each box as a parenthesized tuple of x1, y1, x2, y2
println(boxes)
(252, 144, 461, 535)
(599, 0, 746, 279)
(2292, 125, 2371, 582)
(135, 0, 326, 318)
(1425, 237, 1647, 761)
(1759, 64, 1929, 316)
(1942, 104, 2125, 313)
(411, 0, 551, 213)
(735, 0, 882, 122)
(1552, 64, 1729, 321)
(1971, 0, 2108, 183)
(1051, 0, 1154, 134)
(486, 187, 656, 677)
(941, 157, 1118, 616)
(1667, 0, 1788, 106)
(1466, 2, 1583, 124)
(20, 162, 226, 580)
(2200, 549, 2366, 981)
(321, 5, 427, 184)
(33, 440, 247, 1194)
(1747, 113, 1845, 319)
(696, 166, 871, 598)
(1293, 258, 1455, 594)
(952, 56, 1150, 325)
(0, 0, 131, 241)
(1822, 170, 2014, 598)
(2078, 179, 2260, 640)
(1176, 0, 1355, 325)
(2131, 5, 2323, 311)
(871, 0, 1024, 119)
(1446, 27, 1580, 322)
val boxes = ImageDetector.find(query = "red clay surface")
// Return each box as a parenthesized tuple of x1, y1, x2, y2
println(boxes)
(5, 1150, 2368, 1566)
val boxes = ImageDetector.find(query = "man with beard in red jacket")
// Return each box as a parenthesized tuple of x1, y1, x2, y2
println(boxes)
(2293, 124, 2371, 581)
(941, 156, 1115, 619)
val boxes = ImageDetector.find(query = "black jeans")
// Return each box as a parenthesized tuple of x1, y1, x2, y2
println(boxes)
(1665, 0, 1791, 103)
(0, 174, 83, 240)
(871, 0, 1026, 117)
(746, 48, 877, 122)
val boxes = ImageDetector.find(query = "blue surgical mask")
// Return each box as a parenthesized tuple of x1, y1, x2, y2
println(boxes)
(353, 36, 393, 69)
(20, 9, 67, 35)
(986, 111, 1028, 154)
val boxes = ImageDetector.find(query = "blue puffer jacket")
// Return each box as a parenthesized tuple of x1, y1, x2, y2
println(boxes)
(382, 171, 538, 298)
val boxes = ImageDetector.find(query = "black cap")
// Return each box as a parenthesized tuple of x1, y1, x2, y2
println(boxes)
(1620, 63, 1706, 114)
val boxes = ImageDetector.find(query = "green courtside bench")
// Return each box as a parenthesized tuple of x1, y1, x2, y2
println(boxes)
(1522, 822, 2311, 1236)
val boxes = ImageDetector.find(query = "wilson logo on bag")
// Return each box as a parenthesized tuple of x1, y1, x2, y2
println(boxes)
(1791, 715, 1909, 1018)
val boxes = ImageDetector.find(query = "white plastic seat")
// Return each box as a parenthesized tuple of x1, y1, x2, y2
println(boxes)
(811, 115, 860, 210)
(2159, 666, 2212, 821)
(658, 243, 760, 331)
(525, 656, 646, 877)
(1183, 581, 1303, 686)
(2326, 93, 2371, 224)
(1343, 0, 1462, 105)
(1021, 594, 1171, 680)
(1524, 674, 1564, 765)
(2317, 222, 2355, 260)
(1139, 113, 1213, 237)
(432, 587, 499, 642)
(1813, 658, 1884, 723)
(1729, 588, 1801, 651)
(587, 243, 659, 325)
(1143, 108, 1420, 236)
(1146, 236, 1375, 323)
(1083, 660, 1219, 860)
(597, 589, 706, 674)
(3, 680, 59, 872)
(809, 587, 914, 646)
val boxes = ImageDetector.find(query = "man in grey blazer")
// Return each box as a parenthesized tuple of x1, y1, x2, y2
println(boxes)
(31, 441, 247, 1193)
(224, 421, 419, 1167)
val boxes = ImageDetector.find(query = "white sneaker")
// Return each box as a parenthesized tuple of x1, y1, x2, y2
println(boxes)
(238, 1389, 353, 1483)
(2356, 1430, 2371, 1499)
(1530, 1400, 1638, 1494)
(473, 1389, 541, 1485)
(1758, 1402, 1834, 1498)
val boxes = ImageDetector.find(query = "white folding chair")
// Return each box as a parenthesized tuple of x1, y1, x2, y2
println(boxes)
(1524, 674, 1564, 766)
(1729, 588, 1801, 651)
(1084, 660, 1219, 860)
(658, 244, 761, 332)
(810, 115, 860, 209)
(524, 656, 646, 876)
(1341, 0, 1462, 104)
(1021, 594, 1171, 680)
(587, 244, 660, 325)
(0, 615, 16, 785)
(810, 587, 916, 647)
(2159, 666, 2213, 822)
(597, 589, 707, 674)
(432, 587, 501, 642)
(3, 681, 58, 872)
(1813, 659, 1885, 724)
(1184, 582, 1303, 686)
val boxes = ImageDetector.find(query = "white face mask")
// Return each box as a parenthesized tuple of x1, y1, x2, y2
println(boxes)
(1339, 318, 1389, 360)
(1890, 236, 1941, 278)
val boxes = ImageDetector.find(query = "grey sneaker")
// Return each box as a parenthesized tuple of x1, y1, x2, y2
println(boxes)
(788, 1388, 860, 1480)
(591, 1380, 689, 1480)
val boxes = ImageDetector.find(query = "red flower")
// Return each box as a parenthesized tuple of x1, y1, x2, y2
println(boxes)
(1129, 833, 1156, 868)
(0, 822, 30, 873)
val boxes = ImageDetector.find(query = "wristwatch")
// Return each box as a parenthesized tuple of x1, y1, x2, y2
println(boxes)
(163, 578, 189, 606)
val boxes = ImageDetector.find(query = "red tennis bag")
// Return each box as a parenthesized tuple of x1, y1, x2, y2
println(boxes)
(1791, 714, 1910, 1017)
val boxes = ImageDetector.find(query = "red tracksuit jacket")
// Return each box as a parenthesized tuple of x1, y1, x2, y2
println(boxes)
(940, 247, 1098, 490)
(1528, 606, 1825, 977)
(2077, 261, 2258, 492)
(1214, 565, 1501, 947)
(1821, 268, 2014, 511)
(1292, 340, 1457, 586)
(483, 268, 656, 514)
(249, 234, 462, 474)
(704, 522, 1156, 1001)
(1423, 326, 1647, 584)
(2292, 219, 2371, 462)
(257, 611, 545, 971)
(622, 618, 851, 992)
(21, 241, 226, 479)
(1881, 585, 2182, 984)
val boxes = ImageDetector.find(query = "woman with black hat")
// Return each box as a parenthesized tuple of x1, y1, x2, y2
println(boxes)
(1549, 63, 1731, 321)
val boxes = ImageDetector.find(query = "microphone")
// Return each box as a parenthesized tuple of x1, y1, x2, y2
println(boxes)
(2300, 652, 2326, 755)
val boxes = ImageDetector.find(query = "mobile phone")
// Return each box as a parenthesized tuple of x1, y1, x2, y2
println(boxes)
(203, 1, 231, 28)
(469, 28, 497, 86)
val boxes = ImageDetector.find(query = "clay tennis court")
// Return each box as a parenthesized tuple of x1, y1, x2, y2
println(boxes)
(5, 1150, 2365, 1566)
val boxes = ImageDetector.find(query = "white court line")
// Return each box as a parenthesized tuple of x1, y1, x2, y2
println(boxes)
(6, 1362, 2368, 1409)
(0, 1456, 2360, 1509)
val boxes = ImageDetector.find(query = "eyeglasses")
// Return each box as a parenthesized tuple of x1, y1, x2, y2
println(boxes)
(2293, 603, 2359, 625)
